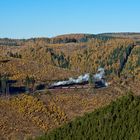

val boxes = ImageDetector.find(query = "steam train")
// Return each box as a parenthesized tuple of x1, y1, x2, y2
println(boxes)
(49, 80, 106, 89)
(49, 68, 108, 89)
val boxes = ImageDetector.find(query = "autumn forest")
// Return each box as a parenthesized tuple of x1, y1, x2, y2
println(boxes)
(0, 33, 140, 139)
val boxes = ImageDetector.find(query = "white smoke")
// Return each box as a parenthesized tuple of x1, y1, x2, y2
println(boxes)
(51, 68, 108, 87)
(51, 73, 89, 87)
(94, 68, 105, 80)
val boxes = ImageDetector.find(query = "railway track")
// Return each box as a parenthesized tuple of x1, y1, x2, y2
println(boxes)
(48, 84, 107, 90)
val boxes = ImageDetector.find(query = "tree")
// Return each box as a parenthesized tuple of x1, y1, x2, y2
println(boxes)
(30, 76, 36, 93)
(25, 75, 30, 93)
(88, 73, 94, 93)
(24, 75, 36, 94)
(0, 74, 2, 94)
(89, 73, 94, 85)
(0, 74, 9, 96)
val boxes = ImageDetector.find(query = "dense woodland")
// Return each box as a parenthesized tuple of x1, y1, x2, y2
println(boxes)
(38, 93, 140, 140)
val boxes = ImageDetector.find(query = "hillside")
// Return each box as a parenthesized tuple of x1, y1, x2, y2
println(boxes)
(0, 78, 139, 139)
(0, 34, 139, 84)
(0, 33, 140, 139)
(0, 83, 126, 139)
(38, 93, 140, 140)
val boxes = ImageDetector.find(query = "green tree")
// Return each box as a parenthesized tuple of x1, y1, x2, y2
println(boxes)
(25, 75, 31, 93)
(0, 74, 9, 96)
(24, 75, 36, 93)
(88, 73, 94, 93)
(37, 94, 140, 140)
(0, 74, 2, 94)
(30, 76, 36, 93)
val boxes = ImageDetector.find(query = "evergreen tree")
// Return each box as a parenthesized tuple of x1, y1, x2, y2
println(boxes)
(0, 74, 9, 96)
(38, 94, 140, 140)
(25, 75, 31, 93)
(24, 75, 36, 93)
(88, 73, 94, 93)
(88, 73, 94, 86)
(30, 76, 36, 93)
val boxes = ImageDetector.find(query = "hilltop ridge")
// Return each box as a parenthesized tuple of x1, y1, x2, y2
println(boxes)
(1, 32, 140, 46)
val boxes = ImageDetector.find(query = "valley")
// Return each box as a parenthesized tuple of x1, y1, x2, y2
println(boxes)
(0, 33, 140, 139)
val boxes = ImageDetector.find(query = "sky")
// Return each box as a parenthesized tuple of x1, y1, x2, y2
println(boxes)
(0, 0, 140, 38)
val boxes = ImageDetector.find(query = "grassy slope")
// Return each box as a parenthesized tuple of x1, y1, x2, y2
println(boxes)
(37, 93, 140, 140)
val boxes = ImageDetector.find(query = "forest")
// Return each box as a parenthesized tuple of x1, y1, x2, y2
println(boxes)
(37, 93, 140, 140)
(0, 33, 140, 139)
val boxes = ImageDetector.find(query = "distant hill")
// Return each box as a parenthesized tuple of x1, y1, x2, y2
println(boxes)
(1, 32, 139, 46)
(98, 32, 140, 44)
(0, 33, 115, 46)
(0, 34, 94, 46)
(53, 33, 95, 42)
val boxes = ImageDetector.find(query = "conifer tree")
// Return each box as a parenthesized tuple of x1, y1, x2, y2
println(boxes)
(88, 73, 94, 93)
(1, 74, 9, 96)
(25, 75, 30, 93)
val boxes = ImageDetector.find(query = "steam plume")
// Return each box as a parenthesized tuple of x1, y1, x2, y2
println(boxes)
(50, 68, 108, 87)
